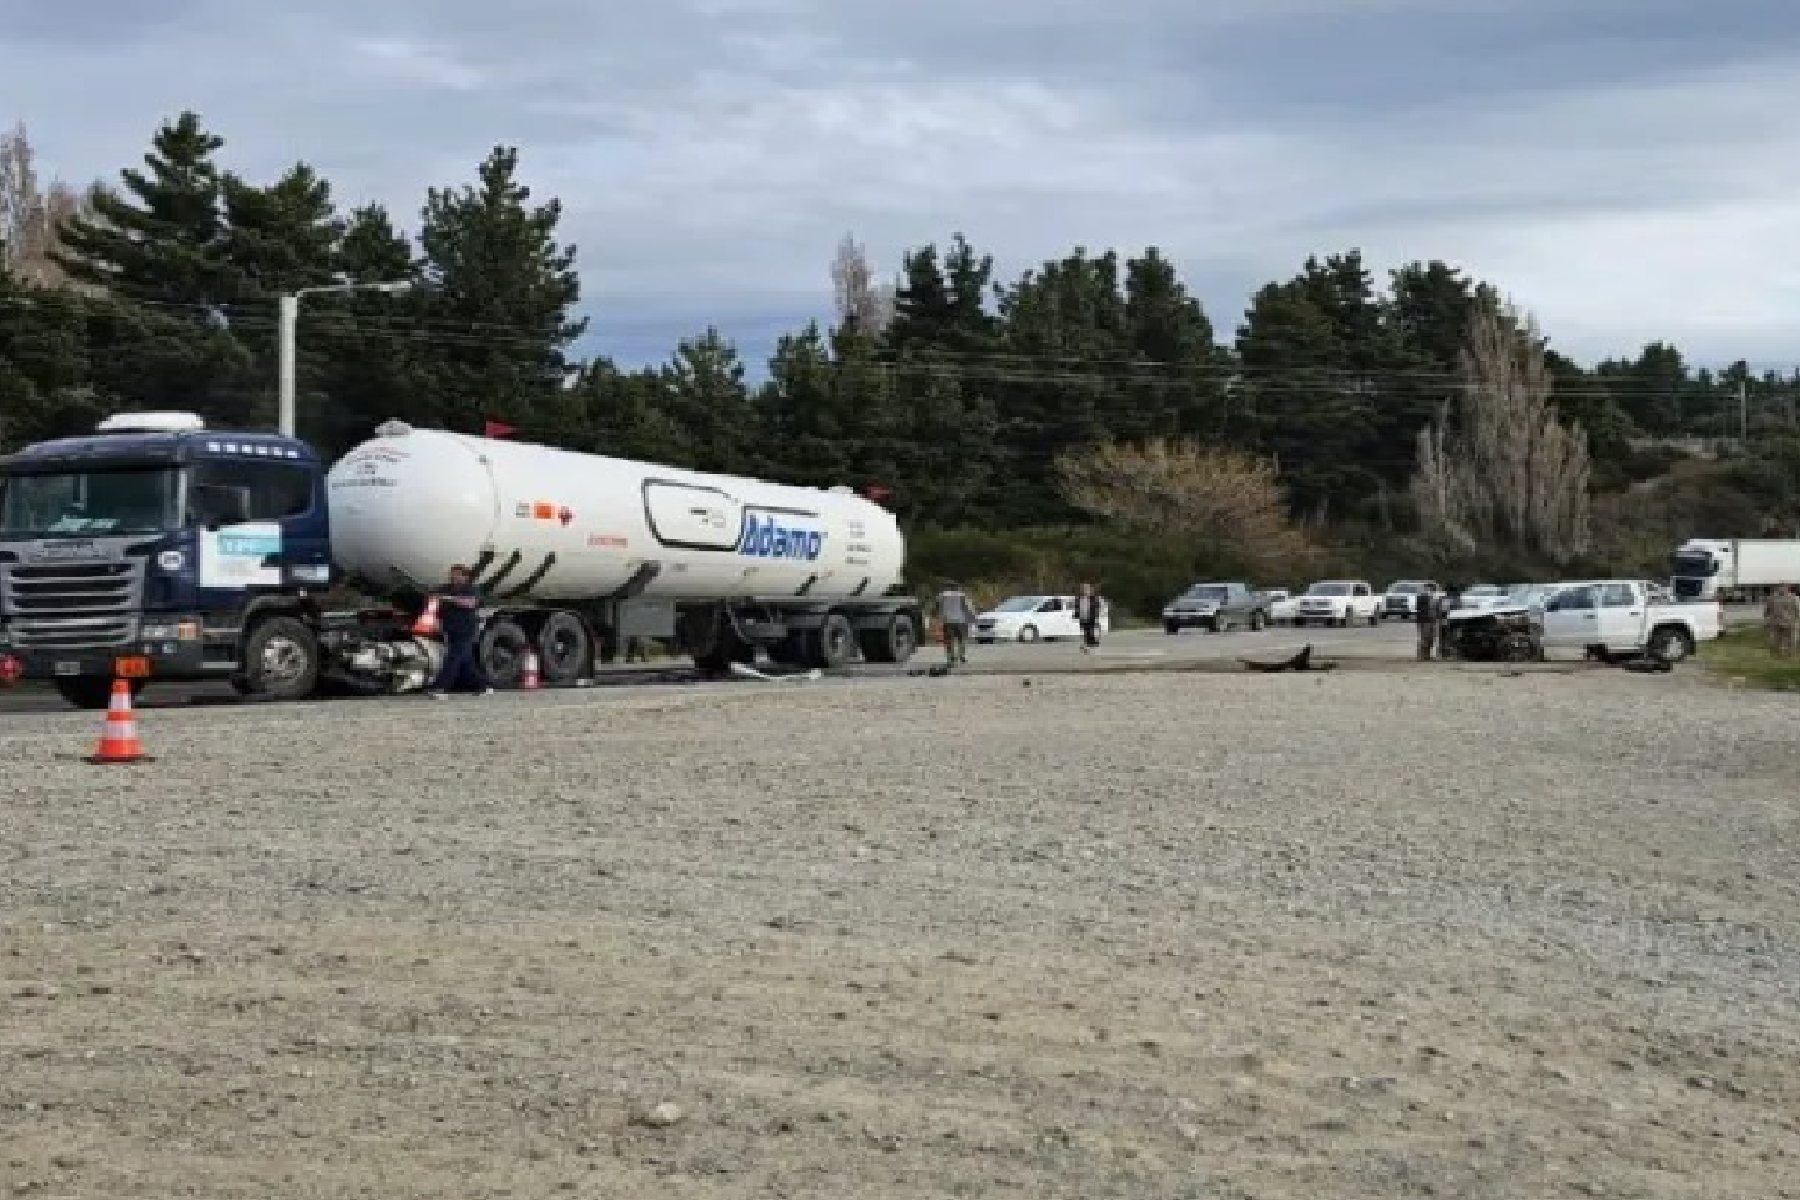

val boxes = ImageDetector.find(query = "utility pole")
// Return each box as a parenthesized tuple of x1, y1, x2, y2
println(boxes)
(1739, 378, 1749, 447)
(276, 280, 413, 439)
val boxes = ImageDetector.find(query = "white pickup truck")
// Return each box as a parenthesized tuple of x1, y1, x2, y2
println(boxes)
(1540, 579, 1721, 662)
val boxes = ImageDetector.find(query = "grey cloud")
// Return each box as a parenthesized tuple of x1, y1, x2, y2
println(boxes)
(8, 0, 1800, 367)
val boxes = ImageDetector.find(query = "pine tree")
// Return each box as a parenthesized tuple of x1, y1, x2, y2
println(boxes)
(53, 112, 228, 309)
(413, 145, 586, 434)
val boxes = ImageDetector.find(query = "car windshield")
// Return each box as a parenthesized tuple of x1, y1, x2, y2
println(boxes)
(990, 596, 1044, 613)
(1388, 582, 1423, 593)
(1465, 585, 1504, 597)
(0, 467, 181, 537)
(1307, 583, 1351, 596)
(1182, 586, 1230, 601)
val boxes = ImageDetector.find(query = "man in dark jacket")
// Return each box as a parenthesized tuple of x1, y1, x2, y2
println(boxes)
(1074, 582, 1105, 653)
(426, 564, 493, 697)
(1416, 584, 1443, 660)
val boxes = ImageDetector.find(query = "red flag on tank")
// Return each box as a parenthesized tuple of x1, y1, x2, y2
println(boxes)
(484, 420, 517, 439)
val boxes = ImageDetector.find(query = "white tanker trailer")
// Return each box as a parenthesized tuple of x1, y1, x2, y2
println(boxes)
(326, 420, 921, 685)
(0, 413, 923, 707)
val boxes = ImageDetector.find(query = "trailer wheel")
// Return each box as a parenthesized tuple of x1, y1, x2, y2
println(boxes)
(807, 614, 856, 668)
(479, 618, 531, 686)
(860, 612, 917, 663)
(239, 615, 321, 701)
(536, 611, 591, 684)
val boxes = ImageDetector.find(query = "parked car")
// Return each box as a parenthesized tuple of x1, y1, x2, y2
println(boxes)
(1262, 588, 1300, 624)
(1380, 579, 1441, 620)
(974, 594, 1111, 643)
(1162, 582, 1271, 633)
(1294, 580, 1381, 627)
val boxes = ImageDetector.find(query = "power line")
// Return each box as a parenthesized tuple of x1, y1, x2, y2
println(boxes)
(7, 288, 1799, 409)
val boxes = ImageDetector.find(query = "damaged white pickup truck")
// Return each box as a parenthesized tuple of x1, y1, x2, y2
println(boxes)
(1538, 579, 1722, 663)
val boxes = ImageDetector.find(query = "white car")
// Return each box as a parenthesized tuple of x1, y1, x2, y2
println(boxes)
(1262, 588, 1300, 624)
(973, 595, 1111, 643)
(1380, 579, 1441, 620)
(1294, 580, 1380, 627)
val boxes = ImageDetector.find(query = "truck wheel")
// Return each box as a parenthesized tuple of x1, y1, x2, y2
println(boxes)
(1646, 625, 1694, 663)
(240, 615, 321, 701)
(1164, 621, 1180, 635)
(54, 677, 142, 710)
(1250, 610, 1266, 631)
(1367, 610, 1380, 627)
(479, 618, 531, 686)
(807, 614, 856, 668)
(536, 611, 591, 684)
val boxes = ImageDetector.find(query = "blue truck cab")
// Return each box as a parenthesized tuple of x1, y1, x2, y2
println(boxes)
(0, 412, 336, 708)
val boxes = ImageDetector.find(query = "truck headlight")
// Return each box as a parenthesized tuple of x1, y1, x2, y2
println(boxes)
(156, 550, 185, 571)
(141, 620, 201, 641)
(289, 564, 331, 584)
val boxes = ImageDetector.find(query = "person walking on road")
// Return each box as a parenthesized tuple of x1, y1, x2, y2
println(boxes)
(1075, 581, 1105, 654)
(1415, 584, 1443, 660)
(1435, 584, 1459, 659)
(426, 563, 494, 697)
(936, 582, 975, 666)
(1765, 583, 1800, 657)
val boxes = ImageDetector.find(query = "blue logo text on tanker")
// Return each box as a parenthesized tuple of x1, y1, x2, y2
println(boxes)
(739, 513, 824, 560)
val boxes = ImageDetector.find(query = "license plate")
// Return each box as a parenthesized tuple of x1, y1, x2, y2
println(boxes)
(54, 661, 79, 676)
(113, 656, 151, 678)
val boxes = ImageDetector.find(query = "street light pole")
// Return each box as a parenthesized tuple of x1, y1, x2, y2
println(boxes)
(276, 280, 412, 439)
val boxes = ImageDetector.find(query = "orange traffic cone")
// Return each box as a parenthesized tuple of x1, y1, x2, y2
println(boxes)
(411, 597, 441, 637)
(87, 680, 150, 764)
(520, 649, 541, 689)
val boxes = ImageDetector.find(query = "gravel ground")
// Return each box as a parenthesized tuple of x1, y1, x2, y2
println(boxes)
(3, 666, 1798, 1199)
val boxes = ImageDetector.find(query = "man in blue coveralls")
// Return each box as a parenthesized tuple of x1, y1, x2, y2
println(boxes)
(426, 564, 493, 698)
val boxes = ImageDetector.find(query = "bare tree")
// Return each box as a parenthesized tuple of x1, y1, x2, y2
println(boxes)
(0, 121, 85, 288)
(1410, 298, 1592, 562)
(829, 232, 894, 336)
(1053, 438, 1319, 578)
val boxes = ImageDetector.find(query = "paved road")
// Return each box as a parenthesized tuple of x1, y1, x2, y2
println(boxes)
(0, 607, 1761, 716)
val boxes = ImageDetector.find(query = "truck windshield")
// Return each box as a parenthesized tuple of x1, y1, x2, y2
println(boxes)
(0, 468, 180, 537)
(1671, 552, 1715, 576)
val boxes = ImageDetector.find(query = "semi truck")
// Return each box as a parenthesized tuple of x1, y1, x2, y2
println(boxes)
(0, 412, 922, 709)
(1669, 537, 1800, 601)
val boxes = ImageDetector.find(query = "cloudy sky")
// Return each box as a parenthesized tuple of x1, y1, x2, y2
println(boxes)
(10, 0, 1799, 371)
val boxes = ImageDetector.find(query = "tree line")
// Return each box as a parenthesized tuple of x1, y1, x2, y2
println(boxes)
(3, 112, 1798, 614)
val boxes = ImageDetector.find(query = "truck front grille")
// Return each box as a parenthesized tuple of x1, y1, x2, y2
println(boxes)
(0, 560, 142, 648)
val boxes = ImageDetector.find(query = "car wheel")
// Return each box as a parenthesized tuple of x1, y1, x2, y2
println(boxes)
(1164, 621, 1180, 635)
(1250, 610, 1266, 631)
(1646, 625, 1694, 662)
(1018, 624, 1040, 643)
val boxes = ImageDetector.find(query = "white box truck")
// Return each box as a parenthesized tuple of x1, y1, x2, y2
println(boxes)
(1670, 538, 1800, 601)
